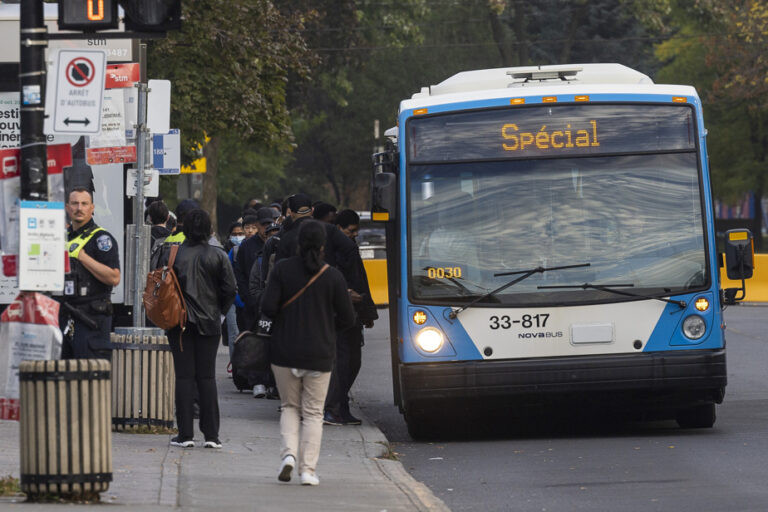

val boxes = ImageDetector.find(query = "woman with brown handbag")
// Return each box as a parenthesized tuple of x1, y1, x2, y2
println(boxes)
(260, 220, 355, 486)
(156, 209, 236, 449)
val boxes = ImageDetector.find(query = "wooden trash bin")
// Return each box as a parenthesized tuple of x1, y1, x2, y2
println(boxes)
(19, 359, 112, 498)
(111, 332, 175, 431)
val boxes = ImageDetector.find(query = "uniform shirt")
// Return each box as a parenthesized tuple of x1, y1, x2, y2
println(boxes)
(66, 219, 120, 304)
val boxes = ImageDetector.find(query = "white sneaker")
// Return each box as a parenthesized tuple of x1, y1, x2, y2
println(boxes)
(253, 384, 267, 398)
(278, 455, 295, 482)
(300, 471, 319, 486)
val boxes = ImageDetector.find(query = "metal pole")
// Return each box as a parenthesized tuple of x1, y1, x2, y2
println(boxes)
(131, 44, 149, 327)
(19, 0, 47, 201)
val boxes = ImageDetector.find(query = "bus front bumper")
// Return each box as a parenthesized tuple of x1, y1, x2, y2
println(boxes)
(399, 349, 726, 409)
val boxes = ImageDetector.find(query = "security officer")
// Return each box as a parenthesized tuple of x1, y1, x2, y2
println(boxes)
(60, 187, 121, 360)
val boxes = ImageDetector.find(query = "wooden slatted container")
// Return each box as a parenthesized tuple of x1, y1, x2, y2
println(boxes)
(110, 332, 175, 431)
(19, 359, 112, 499)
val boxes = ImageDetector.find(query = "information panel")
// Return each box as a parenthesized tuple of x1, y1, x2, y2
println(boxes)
(407, 104, 696, 163)
(18, 201, 65, 292)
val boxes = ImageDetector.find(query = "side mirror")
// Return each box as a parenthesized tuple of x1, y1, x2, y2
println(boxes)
(371, 171, 397, 222)
(724, 229, 754, 280)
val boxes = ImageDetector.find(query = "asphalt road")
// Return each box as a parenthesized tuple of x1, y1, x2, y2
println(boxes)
(354, 304, 768, 511)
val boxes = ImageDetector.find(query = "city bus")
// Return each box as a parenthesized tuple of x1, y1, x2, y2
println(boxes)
(371, 64, 755, 439)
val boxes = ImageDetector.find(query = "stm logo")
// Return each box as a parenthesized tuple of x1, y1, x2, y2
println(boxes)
(518, 331, 564, 339)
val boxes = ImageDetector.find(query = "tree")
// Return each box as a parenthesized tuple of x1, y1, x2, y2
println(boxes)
(147, 0, 314, 227)
(278, 0, 429, 208)
(648, 1, 766, 246)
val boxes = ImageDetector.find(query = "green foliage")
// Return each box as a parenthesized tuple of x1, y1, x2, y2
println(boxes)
(0, 475, 21, 497)
(216, 136, 290, 206)
(148, 0, 313, 154)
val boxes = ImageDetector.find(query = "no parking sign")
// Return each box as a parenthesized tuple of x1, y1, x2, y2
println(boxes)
(51, 49, 106, 135)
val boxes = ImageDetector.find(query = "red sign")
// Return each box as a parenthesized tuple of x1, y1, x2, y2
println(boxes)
(46, 143, 73, 175)
(86, 145, 137, 165)
(105, 63, 140, 89)
(0, 144, 72, 177)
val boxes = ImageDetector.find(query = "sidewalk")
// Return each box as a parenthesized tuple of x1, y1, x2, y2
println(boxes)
(0, 345, 449, 511)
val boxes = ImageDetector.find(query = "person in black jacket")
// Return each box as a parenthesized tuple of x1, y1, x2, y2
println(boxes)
(261, 220, 355, 486)
(156, 209, 236, 449)
(324, 209, 378, 426)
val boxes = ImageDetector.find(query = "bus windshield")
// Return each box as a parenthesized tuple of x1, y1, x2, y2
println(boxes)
(408, 152, 707, 306)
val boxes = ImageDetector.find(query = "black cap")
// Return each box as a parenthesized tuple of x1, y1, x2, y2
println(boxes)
(175, 199, 200, 223)
(288, 193, 312, 214)
(266, 222, 280, 234)
(257, 206, 278, 225)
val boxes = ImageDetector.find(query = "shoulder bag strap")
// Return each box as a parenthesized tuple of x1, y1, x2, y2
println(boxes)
(167, 243, 180, 268)
(281, 264, 330, 310)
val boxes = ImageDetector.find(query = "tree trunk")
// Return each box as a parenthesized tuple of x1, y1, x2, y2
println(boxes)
(512, 1, 528, 66)
(202, 135, 221, 231)
(560, 2, 588, 63)
(489, 11, 514, 66)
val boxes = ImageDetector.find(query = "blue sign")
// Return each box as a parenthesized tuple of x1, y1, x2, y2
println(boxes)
(152, 128, 181, 175)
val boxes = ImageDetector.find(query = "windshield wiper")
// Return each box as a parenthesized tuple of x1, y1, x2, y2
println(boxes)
(537, 282, 687, 308)
(449, 263, 590, 319)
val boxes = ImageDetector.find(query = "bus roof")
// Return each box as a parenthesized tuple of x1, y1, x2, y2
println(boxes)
(401, 63, 698, 112)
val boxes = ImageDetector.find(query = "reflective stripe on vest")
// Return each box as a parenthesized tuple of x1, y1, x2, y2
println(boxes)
(67, 226, 105, 259)
(165, 232, 186, 243)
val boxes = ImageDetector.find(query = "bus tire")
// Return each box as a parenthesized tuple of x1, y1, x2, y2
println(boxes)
(676, 403, 716, 429)
(405, 412, 438, 441)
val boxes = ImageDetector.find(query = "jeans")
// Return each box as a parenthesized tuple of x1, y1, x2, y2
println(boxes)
(168, 323, 220, 441)
(272, 364, 331, 474)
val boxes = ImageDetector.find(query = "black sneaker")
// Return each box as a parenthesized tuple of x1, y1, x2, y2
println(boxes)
(204, 439, 222, 449)
(266, 386, 280, 400)
(170, 436, 194, 448)
(342, 412, 362, 426)
(323, 411, 344, 426)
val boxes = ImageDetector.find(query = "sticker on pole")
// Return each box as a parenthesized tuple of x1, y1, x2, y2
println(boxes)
(51, 49, 107, 135)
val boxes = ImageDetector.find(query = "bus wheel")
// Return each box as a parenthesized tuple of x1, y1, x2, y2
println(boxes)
(405, 412, 439, 441)
(676, 403, 716, 429)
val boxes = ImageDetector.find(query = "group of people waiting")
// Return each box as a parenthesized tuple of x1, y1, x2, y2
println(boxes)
(148, 193, 377, 487)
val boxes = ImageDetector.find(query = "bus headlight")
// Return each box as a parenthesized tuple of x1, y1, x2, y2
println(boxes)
(682, 315, 706, 340)
(414, 327, 444, 353)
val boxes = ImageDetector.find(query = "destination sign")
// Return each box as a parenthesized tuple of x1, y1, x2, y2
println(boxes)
(407, 104, 696, 163)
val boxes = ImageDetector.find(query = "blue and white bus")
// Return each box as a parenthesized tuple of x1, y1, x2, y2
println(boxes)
(371, 64, 755, 439)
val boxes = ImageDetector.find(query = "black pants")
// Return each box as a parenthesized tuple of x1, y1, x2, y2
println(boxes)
(325, 322, 363, 416)
(168, 323, 220, 441)
(61, 311, 112, 361)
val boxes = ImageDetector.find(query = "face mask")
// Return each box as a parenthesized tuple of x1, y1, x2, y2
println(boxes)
(230, 235, 245, 245)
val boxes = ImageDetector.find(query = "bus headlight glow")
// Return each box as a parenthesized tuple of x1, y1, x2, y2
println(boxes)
(414, 327, 444, 353)
(682, 315, 706, 340)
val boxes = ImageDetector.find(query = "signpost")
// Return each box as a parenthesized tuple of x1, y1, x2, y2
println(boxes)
(51, 48, 106, 135)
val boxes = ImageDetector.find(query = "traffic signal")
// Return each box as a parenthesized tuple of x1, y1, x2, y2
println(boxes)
(121, 0, 181, 32)
(58, 0, 120, 31)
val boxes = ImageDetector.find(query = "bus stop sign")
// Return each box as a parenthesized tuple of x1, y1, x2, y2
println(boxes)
(51, 49, 106, 135)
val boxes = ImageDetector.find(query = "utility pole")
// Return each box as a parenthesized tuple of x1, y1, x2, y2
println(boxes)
(19, 0, 48, 201)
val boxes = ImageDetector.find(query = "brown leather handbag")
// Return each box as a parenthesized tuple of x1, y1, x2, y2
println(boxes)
(143, 244, 187, 334)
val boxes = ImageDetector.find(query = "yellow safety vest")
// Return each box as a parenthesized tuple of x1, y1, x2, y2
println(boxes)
(67, 226, 105, 259)
(165, 232, 186, 243)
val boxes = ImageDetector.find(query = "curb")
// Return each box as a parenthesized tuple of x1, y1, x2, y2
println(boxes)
(353, 404, 451, 512)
